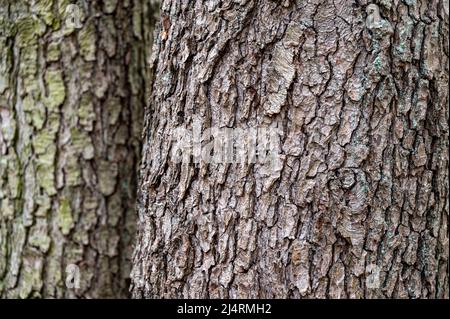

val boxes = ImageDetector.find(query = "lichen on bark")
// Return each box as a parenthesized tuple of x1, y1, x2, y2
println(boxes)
(0, 0, 159, 298)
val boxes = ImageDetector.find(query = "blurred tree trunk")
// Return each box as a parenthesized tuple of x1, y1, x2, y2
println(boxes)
(131, 0, 448, 298)
(0, 0, 158, 298)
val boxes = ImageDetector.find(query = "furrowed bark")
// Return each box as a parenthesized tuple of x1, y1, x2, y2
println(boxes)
(131, 0, 448, 298)
(0, 0, 158, 298)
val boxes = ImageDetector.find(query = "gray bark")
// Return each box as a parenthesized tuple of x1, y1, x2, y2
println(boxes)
(0, 0, 158, 298)
(131, 0, 449, 298)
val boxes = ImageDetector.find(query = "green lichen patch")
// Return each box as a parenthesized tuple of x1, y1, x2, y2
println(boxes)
(33, 130, 55, 155)
(70, 128, 92, 154)
(36, 146, 57, 196)
(0, 16, 14, 38)
(23, 95, 45, 130)
(34, 0, 56, 27)
(32, 104, 47, 130)
(44, 69, 66, 110)
(22, 95, 34, 113)
(78, 21, 97, 61)
(58, 198, 74, 235)
(46, 41, 61, 62)
(19, 45, 38, 79)
(15, 17, 46, 48)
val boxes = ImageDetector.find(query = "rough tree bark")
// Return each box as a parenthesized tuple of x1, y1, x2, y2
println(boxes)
(131, 0, 449, 298)
(0, 0, 158, 298)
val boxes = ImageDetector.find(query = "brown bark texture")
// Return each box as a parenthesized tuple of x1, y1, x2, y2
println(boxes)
(0, 0, 158, 298)
(131, 0, 449, 298)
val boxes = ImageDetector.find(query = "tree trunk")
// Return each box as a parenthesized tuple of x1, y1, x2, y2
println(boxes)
(0, 0, 158, 298)
(131, 0, 448, 298)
